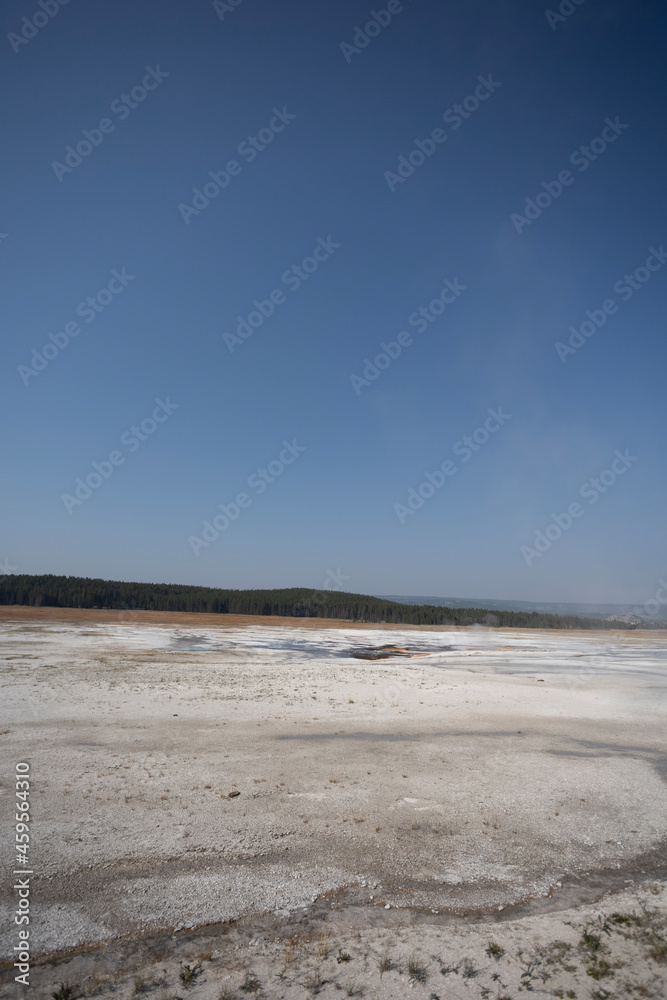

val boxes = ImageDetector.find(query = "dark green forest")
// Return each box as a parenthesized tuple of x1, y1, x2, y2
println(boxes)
(0, 574, 633, 630)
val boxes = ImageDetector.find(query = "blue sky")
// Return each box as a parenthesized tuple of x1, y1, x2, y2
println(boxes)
(2, 0, 666, 604)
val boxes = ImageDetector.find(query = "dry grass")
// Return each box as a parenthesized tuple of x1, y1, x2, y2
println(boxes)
(316, 932, 330, 959)
(407, 956, 428, 983)
(239, 973, 262, 993)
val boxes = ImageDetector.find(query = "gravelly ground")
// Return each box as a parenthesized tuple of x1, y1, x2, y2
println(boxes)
(0, 608, 666, 998)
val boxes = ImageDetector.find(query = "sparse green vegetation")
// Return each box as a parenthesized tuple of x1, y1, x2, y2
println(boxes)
(610, 907, 667, 963)
(580, 930, 603, 955)
(34, 901, 667, 1000)
(649, 941, 667, 962)
(586, 958, 613, 980)
(486, 941, 505, 960)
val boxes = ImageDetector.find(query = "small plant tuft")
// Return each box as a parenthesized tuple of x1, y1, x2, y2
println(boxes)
(336, 949, 352, 963)
(82, 975, 108, 997)
(586, 958, 613, 980)
(650, 942, 667, 961)
(580, 931, 602, 954)
(52, 985, 77, 1000)
(303, 970, 325, 994)
(179, 961, 202, 988)
(461, 958, 479, 979)
(486, 941, 505, 960)
(239, 973, 262, 994)
(407, 957, 428, 983)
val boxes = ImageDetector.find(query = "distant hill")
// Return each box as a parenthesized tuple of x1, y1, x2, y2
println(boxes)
(378, 595, 667, 623)
(0, 573, 644, 631)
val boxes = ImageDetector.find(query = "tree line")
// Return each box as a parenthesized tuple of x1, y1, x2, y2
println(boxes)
(0, 574, 634, 631)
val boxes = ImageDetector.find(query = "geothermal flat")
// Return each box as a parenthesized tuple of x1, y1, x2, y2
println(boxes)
(1, 608, 666, 998)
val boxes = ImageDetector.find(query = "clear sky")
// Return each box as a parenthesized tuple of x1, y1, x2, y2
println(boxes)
(2, 0, 666, 604)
